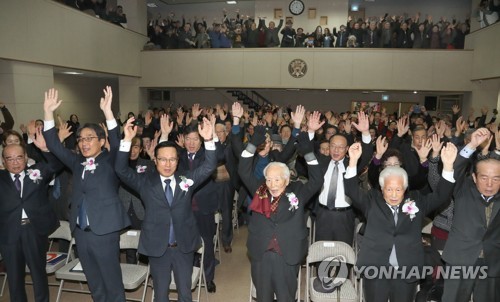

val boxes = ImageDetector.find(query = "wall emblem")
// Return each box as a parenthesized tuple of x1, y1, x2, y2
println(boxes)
(288, 59, 307, 78)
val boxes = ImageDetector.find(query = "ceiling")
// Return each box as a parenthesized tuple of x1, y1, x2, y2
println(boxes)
(154, 0, 253, 5)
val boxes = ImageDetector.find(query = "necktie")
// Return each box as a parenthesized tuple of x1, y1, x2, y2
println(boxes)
(270, 196, 279, 214)
(14, 174, 21, 193)
(78, 200, 89, 230)
(164, 179, 175, 244)
(389, 205, 399, 267)
(326, 162, 339, 210)
(188, 153, 194, 170)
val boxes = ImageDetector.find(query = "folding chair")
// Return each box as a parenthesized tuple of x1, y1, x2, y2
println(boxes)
(150, 238, 208, 302)
(249, 266, 301, 302)
(214, 212, 222, 263)
(232, 192, 239, 234)
(0, 253, 6, 297)
(24, 220, 72, 288)
(55, 230, 149, 302)
(305, 241, 359, 302)
(307, 215, 315, 247)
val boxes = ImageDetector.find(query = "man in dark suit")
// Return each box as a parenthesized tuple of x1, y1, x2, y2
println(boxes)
(160, 111, 222, 293)
(239, 125, 323, 302)
(0, 142, 60, 302)
(115, 117, 217, 302)
(308, 111, 373, 246)
(42, 87, 130, 302)
(118, 136, 155, 264)
(344, 141, 459, 302)
(442, 128, 500, 302)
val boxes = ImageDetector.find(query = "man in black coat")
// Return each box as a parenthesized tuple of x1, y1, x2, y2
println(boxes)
(344, 141, 459, 302)
(0, 141, 61, 302)
(442, 128, 500, 302)
(115, 117, 217, 302)
(239, 125, 323, 302)
(43, 87, 130, 302)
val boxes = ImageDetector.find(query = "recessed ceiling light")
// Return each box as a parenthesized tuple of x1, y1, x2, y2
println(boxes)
(413, 91, 418, 94)
(62, 71, 84, 75)
(226, 1, 237, 4)
(147, 3, 158, 8)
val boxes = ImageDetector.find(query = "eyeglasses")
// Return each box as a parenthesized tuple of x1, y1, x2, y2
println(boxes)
(156, 157, 178, 164)
(330, 144, 347, 151)
(77, 136, 99, 143)
(4, 156, 25, 163)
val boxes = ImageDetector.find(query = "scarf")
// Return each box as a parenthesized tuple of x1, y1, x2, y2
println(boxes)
(249, 183, 285, 218)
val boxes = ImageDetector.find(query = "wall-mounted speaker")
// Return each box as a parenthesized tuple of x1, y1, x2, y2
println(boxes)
(424, 96, 438, 111)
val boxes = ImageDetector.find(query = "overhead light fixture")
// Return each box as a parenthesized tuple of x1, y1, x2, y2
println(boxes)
(226, 1, 237, 4)
(351, 5, 359, 11)
(146, 3, 158, 8)
(413, 91, 418, 94)
(62, 71, 84, 75)
(325, 89, 329, 92)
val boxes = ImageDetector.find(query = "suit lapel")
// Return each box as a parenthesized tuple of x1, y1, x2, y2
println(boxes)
(171, 174, 184, 207)
(150, 173, 169, 207)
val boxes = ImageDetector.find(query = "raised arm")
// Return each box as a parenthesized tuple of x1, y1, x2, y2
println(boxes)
(115, 117, 145, 193)
(189, 117, 218, 189)
(344, 142, 369, 215)
(238, 125, 266, 194)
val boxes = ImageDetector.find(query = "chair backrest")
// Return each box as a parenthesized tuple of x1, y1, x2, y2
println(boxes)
(119, 230, 141, 250)
(307, 241, 356, 265)
(48, 221, 72, 241)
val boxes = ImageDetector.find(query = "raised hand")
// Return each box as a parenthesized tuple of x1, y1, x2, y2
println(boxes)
(344, 119, 352, 134)
(396, 115, 410, 137)
(435, 120, 446, 138)
(160, 114, 173, 136)
(416, 138, 432, 162)
(198, 117, 213, 141)
(430, 134, 443, 157)
(451, 104, 460, 115)
(99, 86, 114, 120)
(192, 103, 202, 119)
(307, 111, 325, 132)
(232, 102, 244, 118)
(375, 136, 388, 159)
(291, 105, 305, 128)
(146, 135, 158, 160)
(440, 142, 458, 171)
(57, 121, 73, 143)
(455, 116, 466, 136)
(469, 127, 491, 149)
(44, 88, 63, 120)
(175, 134, 185, 148)
(186, 112, 193, 125)
(176, 108, 185, 125)
(123, 117, 138, 141)
(31, 126, 49, 152)
(348, 142, 362, 167)
(352, 111, 369, 134)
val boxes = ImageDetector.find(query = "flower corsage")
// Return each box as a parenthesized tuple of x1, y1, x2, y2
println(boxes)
(179, 176, 194, 192)
(27, 169, 43, 184)
(287, 193, 299, 211)
(402, 198, 419, 221)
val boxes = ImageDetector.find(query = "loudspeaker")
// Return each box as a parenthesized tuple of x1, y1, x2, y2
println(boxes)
(148, 90, 170, 101)
(424, 96, 437, 111)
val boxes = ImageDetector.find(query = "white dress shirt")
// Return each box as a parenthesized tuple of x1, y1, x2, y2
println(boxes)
(318, 159, 351, 208)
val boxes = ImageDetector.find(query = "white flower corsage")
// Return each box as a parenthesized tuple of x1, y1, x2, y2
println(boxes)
(81, 158, 98, 173)
(27, 169, 43, 184)
(136, 165, 147, 173)
(402, 198, 419, 221)
(287, 192, 299, 211)
(179, 176, 194, 192)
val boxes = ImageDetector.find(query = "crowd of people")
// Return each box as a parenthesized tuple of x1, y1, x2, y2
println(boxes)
(145, 9, 473, 50)
(0, 87, 499, 302)
(56, 0, 128, 28)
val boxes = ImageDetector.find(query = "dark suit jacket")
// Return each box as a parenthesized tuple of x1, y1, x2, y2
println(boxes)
(443, 154, 500, 277)
(0, 159, 60, 244)
(239, 149, 324, 265)
(115, 145, 217, 256)
(43, 125, 130, 235)
(345, 170, 455, 271)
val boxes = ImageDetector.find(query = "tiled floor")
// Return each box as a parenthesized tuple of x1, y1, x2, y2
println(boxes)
(0, 226, 254, 302)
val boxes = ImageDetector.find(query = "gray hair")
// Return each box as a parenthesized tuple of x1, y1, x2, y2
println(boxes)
(263, 162, 290, 181)
(379, 166, 408, 189)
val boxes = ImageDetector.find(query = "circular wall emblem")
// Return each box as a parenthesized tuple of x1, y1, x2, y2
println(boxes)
(288, 59, 307, 78)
